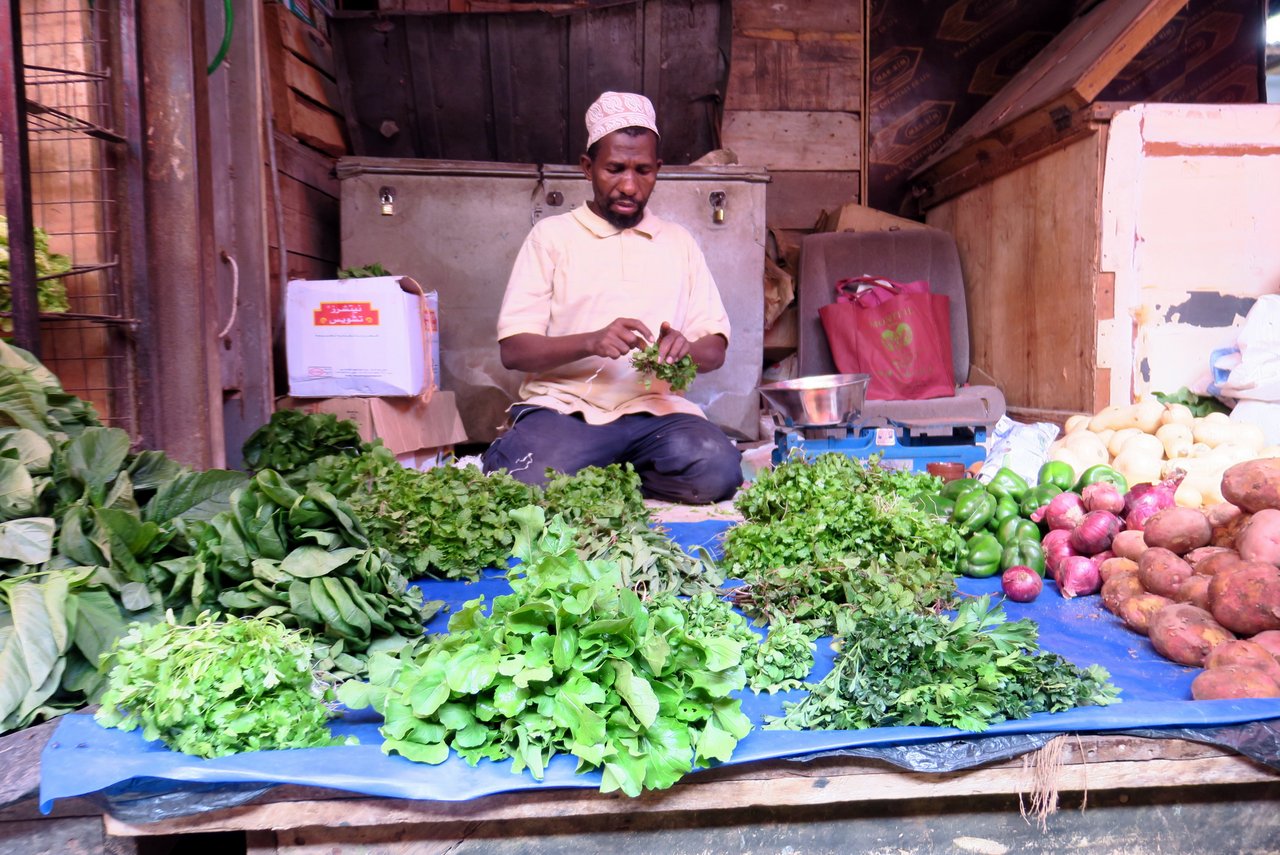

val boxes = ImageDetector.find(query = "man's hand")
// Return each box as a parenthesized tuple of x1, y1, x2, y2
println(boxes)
(656, 322, 690, 364)
(587, 318, 654, 359)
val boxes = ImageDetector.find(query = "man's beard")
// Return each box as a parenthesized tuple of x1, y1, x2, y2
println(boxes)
(602, 200, 645, 230)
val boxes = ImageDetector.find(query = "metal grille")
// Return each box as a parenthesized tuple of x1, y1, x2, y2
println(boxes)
(18, 0, 139, 435)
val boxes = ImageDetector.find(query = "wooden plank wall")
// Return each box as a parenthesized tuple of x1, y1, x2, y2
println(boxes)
(724, 0, 862, 233)
(263, 2, 345, 297)
(926, 131, 1108, 419)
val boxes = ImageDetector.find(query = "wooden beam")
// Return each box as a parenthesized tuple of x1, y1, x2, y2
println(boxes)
(722, 110, 860, 171)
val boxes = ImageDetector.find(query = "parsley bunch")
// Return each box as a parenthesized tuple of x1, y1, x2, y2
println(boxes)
(96, 612, 347, 758)
(630, 343, 696, 391)
(770, 596, 1119, 733)
(339, 507, 753, 797)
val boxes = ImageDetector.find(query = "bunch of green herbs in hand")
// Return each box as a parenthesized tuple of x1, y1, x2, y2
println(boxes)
(770, 596, 1119, 733)
(338, 506, 753, 797)
(630, 342, 696, 391)
(96, 612, 350, 758)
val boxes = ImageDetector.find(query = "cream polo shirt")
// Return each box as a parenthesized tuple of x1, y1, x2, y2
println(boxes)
(496, 205, 731, 424)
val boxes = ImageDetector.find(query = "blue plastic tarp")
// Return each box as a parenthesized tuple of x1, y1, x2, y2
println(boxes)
(39, 519, 1280, 816)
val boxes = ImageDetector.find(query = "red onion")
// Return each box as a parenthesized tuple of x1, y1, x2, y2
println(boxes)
(1082, 482, 1125, 514)
(1124, 471, 1186, 531)
(1089, 549, 1115, 572)
(1057, 555, 1102, 598)
(1041, 529, 1077, 580)
(1069, 510, 1122, 555)
(1034, 491, 1086, 531)
(1001, 565, 1043, 603)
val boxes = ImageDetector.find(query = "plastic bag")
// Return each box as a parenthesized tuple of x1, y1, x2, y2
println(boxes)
(1218, 295, 1280, 404)
(978, 415, 1061, 485)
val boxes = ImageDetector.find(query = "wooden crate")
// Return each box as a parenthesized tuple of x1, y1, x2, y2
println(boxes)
(264, 3, 348, 158)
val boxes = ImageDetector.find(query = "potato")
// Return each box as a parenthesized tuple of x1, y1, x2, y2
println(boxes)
(1142, 507, 1212, 555)
(1138, 547, 1194, 598)
(1064, 413, 1092, 434)
(1156, 422, 1193, 459)
(1235, 508, 1280, 567)
(1102, 573, 1146, 614)
(1111, 529, 1147, 561)
(1099, 556, 1139, 582)
(1204, 640, 1280, 680)
(1221, 458, 1280, 513)
(1208, 561, 1280, 636)
(1194, 550, 1245, 578)
(1147, 604, 1236, 666)
(1118, 593, 1173, 636)
(1160, 403, 1195, 428)
(1174, 575, 1212, 610)
(1184, 545, 1231, 568)
(1107, 427, 1143, 458)
(1248, 630, 1280, 661)
(1191, 665, 1280, 700)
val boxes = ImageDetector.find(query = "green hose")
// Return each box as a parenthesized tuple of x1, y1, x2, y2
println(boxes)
(207, 0, 234, 76)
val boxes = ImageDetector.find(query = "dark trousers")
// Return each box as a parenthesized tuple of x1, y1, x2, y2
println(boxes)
(481, 406, 743, 504)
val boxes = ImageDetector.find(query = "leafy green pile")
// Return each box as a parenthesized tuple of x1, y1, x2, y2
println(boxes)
(630, 343, 696, 391)
(339, 507, 753, 797)
(722, 452, 964, 584)
(151, 471, 437, 660)
(242, 410, 365, 475)
(749, 620, 816, 694)
(308, 449, 538, 579)
(771, 596, 1119, 732)
(337, 263, 392, 279)
(1153, 387, 1230, 417)
(96, 612, 347, 758)
(0, 215, 73, 319)
(544, 464, 722, 597)
(730, 555, 955, 637)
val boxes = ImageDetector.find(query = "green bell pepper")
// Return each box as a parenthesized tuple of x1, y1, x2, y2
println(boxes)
(951, 489, 997, 533)
(916, 494, 956, 517)
(1020, 483, 1063, 518)
(940, 477, 983, 501)
(1000, 538, 1047, 577)
(1075, 464, 1129, 495)
(986, 467, 1030, 502)
(1037, 460, 1076, 492)
(963, 532, 1003, 578)
(996, 516, 1041, 546)
(991, 495, 1021, 529)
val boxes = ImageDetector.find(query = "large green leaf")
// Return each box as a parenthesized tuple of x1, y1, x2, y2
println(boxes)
(0, 366, 50, 435)
(280, 545, 361, 579)
(62, 427, 131, 504)
(0, 429, 53, 473)
(0, 517, 55, 565)
(125, 449, 185, 493)
(70, 587, 130, 669)
(143, 469, 248, 525)
(5, 581, 59, 698)
(0, 625, 32, 732)
(0, 459, 36, 520)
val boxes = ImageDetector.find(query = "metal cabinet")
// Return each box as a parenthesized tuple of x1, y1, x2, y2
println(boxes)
(337, 158, 768, 442)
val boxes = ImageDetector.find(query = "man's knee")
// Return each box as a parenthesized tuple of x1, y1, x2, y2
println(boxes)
(652, 424, 743, 502)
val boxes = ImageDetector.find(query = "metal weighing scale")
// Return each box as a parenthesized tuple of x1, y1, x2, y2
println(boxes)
(758, 374, 989, 472)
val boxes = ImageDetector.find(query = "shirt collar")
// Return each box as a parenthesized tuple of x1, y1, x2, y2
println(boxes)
(572, 205, 662, 239)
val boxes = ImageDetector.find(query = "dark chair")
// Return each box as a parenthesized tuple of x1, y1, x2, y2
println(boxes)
(795, 229, 1005, 431)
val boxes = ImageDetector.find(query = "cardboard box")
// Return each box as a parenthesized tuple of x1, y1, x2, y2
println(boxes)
(285, 276, 439, 397)
(816, 202, 928, 234)
(276, 392, 467, 465)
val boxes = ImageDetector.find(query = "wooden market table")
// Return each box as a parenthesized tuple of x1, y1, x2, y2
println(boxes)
(8, 718, 1279, 854)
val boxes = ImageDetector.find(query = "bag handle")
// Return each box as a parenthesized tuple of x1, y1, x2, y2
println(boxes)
(834, 275, 903, 304)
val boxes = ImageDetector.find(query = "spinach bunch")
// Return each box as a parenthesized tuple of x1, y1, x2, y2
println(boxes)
(771, 596, 1119, 733)
(151, 470, 436, 659)
(749, 620, 816, 694)
(339, 506, 753, 797)
(309, 449, 538, 579)
(96, 612, 348, 758)
(242, 410, 366, 475)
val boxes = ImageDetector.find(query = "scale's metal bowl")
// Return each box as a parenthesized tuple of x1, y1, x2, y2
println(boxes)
(757, 373, 871, 428)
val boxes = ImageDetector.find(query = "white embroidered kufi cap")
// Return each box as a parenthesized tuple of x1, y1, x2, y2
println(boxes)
(585, 91, 660, 148)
